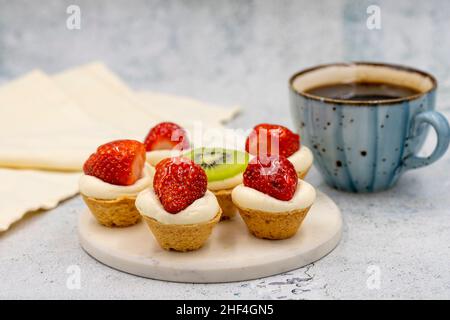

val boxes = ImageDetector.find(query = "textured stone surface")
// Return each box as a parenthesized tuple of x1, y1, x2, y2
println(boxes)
(1, 0, 450, 299)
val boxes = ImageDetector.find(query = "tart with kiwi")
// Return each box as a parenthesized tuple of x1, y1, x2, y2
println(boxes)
(183, 147, 249, 220)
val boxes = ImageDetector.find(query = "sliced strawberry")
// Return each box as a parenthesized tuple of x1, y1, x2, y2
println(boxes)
(144, 122, 190, 152)
(245, 123, 300, 158)
(83, 140, 146, 186)
(243, 155, 298, 201)
(153, 157, 207, 213)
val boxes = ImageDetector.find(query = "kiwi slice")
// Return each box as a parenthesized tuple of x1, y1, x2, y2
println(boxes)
(183, 147, 249, 182)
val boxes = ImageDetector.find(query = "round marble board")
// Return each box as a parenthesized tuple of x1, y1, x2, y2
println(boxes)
(78, 191, 342, 283)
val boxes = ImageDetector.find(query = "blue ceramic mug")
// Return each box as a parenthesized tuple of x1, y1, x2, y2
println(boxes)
(289, 62, 450, 192)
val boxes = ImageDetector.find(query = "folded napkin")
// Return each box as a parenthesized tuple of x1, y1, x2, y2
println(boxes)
(0, 62, 240, 232)
(53, 62, 162, 139)
(0, 169, 80, 232)
(54, 62, 240, 132)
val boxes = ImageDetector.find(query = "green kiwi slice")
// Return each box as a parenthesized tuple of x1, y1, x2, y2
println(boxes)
(183, 147, 249, 182)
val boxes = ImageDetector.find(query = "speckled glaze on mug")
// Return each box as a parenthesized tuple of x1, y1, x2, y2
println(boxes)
(289, 62, 450, 192)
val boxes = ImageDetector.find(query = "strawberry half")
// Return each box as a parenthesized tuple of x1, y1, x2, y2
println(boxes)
(245, 123, 300, 158)
(153, 157, 207, 213)
(243, 155, 298, 201)
(144, 122, 190, 152)
(83, 140, 146, 186)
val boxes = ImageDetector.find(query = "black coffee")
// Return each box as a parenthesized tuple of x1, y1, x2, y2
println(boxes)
(305, 82, 421, 101)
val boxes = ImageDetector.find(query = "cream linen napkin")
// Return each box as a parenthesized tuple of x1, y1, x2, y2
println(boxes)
(53, 62, 239, 132)
(0, 169, 80, 232)
(52, 62, 163, 139)
(52, 62, 241, 149)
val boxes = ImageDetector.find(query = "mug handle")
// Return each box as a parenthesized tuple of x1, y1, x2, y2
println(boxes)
(403, 110, 450, 170)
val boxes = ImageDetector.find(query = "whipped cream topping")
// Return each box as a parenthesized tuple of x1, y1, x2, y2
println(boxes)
(146, 149, 185, 167)
(231, 179, 316, 213)
(136, 189, 220, 225)
(79, 164, 154, 200)
(208, 173, 243, 191)
(288, 146, 313, 173)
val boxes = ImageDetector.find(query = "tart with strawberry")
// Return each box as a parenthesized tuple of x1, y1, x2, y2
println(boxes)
(79, 140, 153, 227)
(144, 122, 190, 167)
(231, 155, 316, 240)
(245, 123, 313, 179)
(136, 157, 221, 252)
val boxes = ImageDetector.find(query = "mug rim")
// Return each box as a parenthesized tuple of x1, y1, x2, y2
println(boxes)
(289, 61, 438, 105)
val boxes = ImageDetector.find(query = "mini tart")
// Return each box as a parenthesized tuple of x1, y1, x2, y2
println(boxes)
(79, 164, 153, 227)
(207, 173, 243, 221)
(136, 189, 221, 252)
(182, 148, 249, 221)
(231, 179, 316, 240)
(288, 146, 314, 179)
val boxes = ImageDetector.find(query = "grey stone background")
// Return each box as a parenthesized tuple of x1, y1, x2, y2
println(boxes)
(1, 0, 449, 299)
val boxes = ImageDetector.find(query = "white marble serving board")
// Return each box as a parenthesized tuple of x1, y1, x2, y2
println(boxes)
(78, 191, 342, 283)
